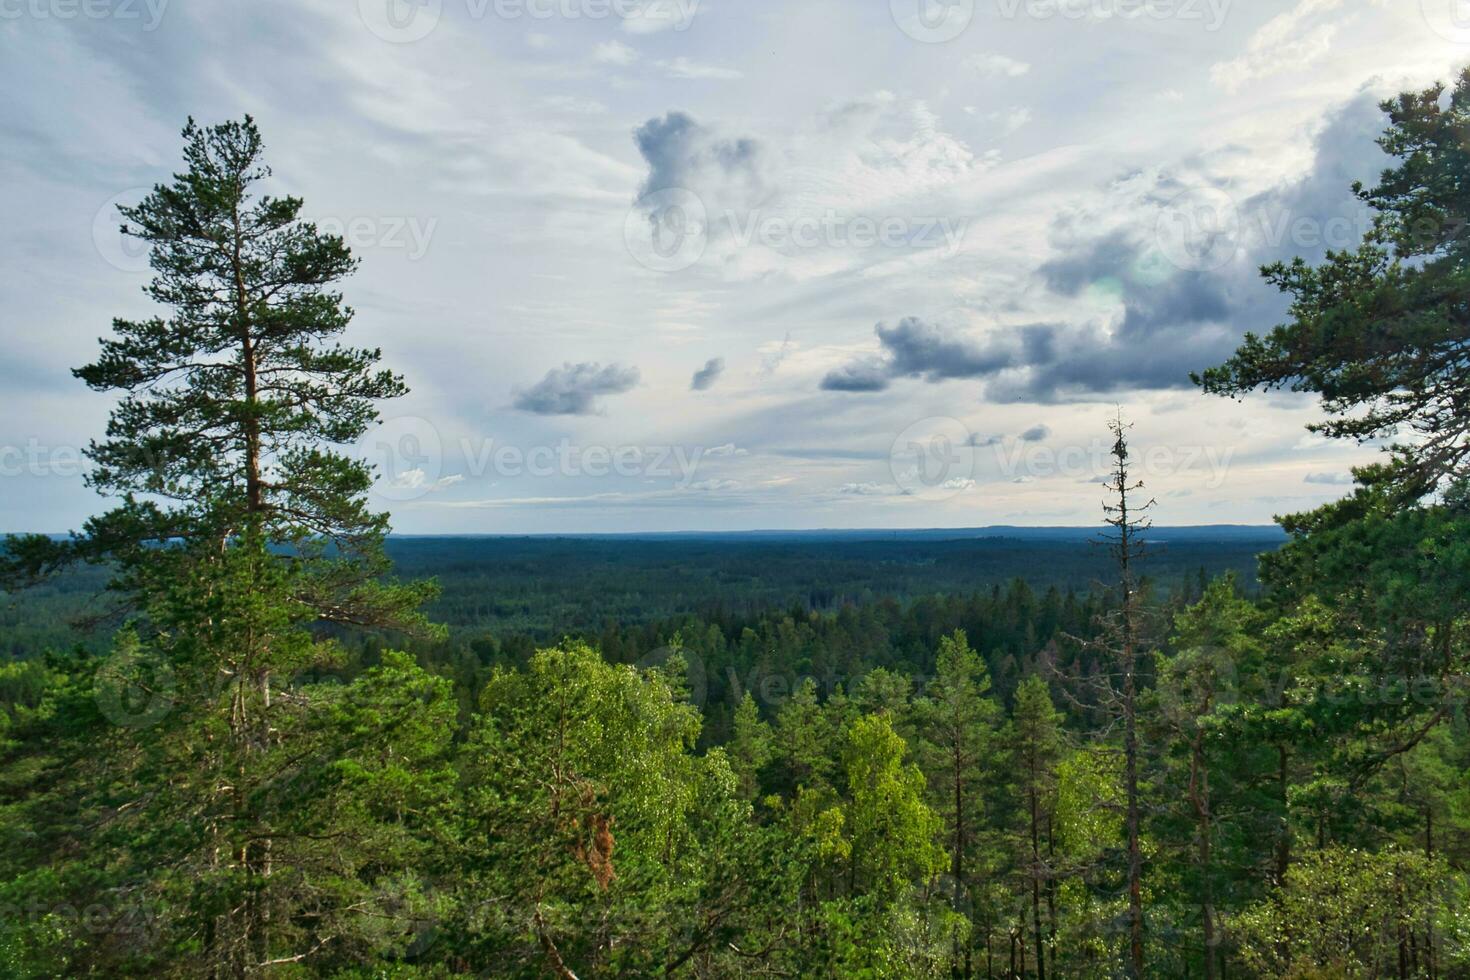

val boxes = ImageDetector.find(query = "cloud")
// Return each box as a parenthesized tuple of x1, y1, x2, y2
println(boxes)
(594, 40, 639, 65)
(691, 356, 726, 390)
(1304, 471, 1353, 485)
(658, 57, 743, 81)
(684, 478, 740, 492)
(967, 53, 1031, 78)
(940, 88, 1387, 405)
(512, 362, 641, 415)
(821, 317, 1015, 392)
(704, 442, 748, 457)
(759, 333, 794, 378)
(992, 106, 1032, 135)
(1211, 0, 1344, 93)
(386, 470, 464, 493)
(1019, 424, 1051, 443)
(630, 97, 980, 281)
(633, 111, 770, 204)
(838, 482, 889, 495)
(821, 357, 894, 393)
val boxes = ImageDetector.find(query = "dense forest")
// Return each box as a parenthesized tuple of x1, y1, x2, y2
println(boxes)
(3, 67, 1470, 978)
(0, 528, 1279, 659)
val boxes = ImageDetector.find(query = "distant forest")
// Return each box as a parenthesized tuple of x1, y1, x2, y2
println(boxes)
(0, 528, 1280, 658)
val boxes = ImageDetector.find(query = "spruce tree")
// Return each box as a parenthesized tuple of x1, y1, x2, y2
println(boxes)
(913, 629, 1001, 978)
(1009, 675, 1062, 980)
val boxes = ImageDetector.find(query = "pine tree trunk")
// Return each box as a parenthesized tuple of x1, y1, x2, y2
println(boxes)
(1030, 782, 1046, 980)
(1192, 737, 1217, 980)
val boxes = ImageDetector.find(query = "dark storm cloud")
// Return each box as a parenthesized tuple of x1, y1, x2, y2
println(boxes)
(690, 357, 725, 391)
(512, 362, 640, 415)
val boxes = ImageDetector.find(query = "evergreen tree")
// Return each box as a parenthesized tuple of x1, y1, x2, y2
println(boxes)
(1008, 676, 1062, 980)
(1196, 68, 1470, 499)
(0, 117, 441, 975)
(913, 629, 1002, 978)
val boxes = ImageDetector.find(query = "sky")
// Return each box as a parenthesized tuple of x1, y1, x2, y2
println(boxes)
(2, 0, 1468, 533)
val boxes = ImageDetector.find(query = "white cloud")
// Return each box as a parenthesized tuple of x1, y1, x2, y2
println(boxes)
(593, 40, 639, 66)
(838, 482, 889, 495)
(1304, 471, 1353, 485)
(991, 106, 1032, 135)
(684, 478, 741, 492)
(966, 53, 1031, 78)
(387, 470, 464, 493)
(657, 57, 743, 81)
(1211, 0, 1345, 93)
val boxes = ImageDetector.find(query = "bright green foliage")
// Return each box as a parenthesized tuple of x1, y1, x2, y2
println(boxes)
(1050, 745, 1125, 972)
(727, 690, 772, 802)
(1234, 846, 1466, 978)
(772, 677, 837, 795)
(842, 713, 945, 900)
(458, 640, 801, 977)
